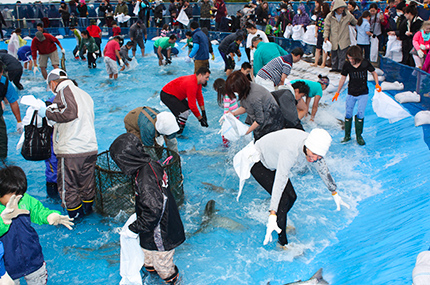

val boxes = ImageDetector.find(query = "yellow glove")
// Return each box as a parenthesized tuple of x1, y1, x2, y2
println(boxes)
(211, 54, 215, 61)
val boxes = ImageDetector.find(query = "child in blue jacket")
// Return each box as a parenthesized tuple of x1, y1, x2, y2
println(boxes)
(0, 166, 73, 284)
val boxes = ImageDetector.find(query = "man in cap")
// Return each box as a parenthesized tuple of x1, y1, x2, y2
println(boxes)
(0, 64, 23, 160)
(124, 106, 179, 153)
(38, 69, 98, 219)
(30, 31, 65, 79)
(235, 128, 350, 248)
(129, 20, 147, 57)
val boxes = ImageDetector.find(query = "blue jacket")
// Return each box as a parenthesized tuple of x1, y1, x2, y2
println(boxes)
(0, 242, 5, 277)
(190, 28, 209, 60)
(0, 194, 59, 280)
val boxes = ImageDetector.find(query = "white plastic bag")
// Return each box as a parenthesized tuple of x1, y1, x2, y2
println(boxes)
(394, 91, 420, 103)
(177, 9, 190, 26)
(291, 25, 305, 41)
(219, 113, 249, 142)
(120, 214, 145, 285)
(370, 36, 379, 62)
(385, 35, 402, 62)
(7, 33, 20, 59)
(283, 25, 293, 39)
(381, 81, 404, 91)
(414, 111, 430, 127)
(412, 251, 430, 285)
(372, 91, 411, 123)
(133, 1, 139, 16)
(323, 40, 332, 52)
(349, 25, 357, 46)
(302, 25, 317, 45)
(233, 141, 260, 201)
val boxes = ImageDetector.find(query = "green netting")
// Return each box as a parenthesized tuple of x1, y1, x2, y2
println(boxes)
(94, 146, 184, 217)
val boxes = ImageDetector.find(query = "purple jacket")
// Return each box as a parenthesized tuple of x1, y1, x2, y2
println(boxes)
(292, 4, 310, 27)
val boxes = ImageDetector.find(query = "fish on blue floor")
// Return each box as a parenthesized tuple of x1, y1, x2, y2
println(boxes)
(268, 268, 328, 285)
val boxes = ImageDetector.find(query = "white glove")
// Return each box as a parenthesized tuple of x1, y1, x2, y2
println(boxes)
(33, 66, 39, 75)
(38, 105, 47, 118)
(119, 59, 124, 66)
(1, 195, 30, 225)
(417, 49, 425, 58)
(132, 56, 136, 61)
(16, 122, 24, 134)
(47, 213, 74, 230)
(237, 56, 241, 62)
(61, 48, 66, 54)
(263, 214, 282, 245)
(0, 271, 13, 285)
(420, 44, 427, 50)
(92, 53, 96, 59)
(332, 192, 350, 211)
(120, 227, 139, 239)
(185, 56, 192, 63)
(75, 51, 80, 57)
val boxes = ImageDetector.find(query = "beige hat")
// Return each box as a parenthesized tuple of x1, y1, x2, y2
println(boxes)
(35, 31, 45, 41)
(304, 128, 332, 157)
(156, 112, 179, 135)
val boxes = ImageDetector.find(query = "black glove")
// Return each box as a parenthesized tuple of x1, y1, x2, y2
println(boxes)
(144, 38, 147, 43)
(372, 34, 377, 38)
(202, 110, 207, 121)
(165, 57, 172, 65)
(199, 117, 209, 127)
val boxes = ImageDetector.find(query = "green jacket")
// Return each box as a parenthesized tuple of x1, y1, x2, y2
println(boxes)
(0, 193, 59, 237)
(79, 37, 99, 54)
(114, 2, 128, 16)
(253, 42, 288, 76)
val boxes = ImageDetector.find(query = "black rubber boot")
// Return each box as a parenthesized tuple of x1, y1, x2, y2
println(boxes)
(164, 266, 179, 284)
(355, 115, 365, 146)
(341, 117, 352, 143)
(82, 199, 94, 215)
(67, 205, 84, 219)
(46, 182, 60, 200)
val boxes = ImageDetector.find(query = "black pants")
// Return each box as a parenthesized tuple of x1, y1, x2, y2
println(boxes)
(8, 69, 23, 89)
(0, 115, 7, 159)
(200, 19, 211, 31)
(160, 91, 189, 117)
(87, 52, 96, 68)
(251, 161, 297, 245)
(94, 38, 102, 57)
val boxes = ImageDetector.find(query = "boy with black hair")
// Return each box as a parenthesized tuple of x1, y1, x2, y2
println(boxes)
(110, 133, 185, 285)
(0, 165, 73, 284)
(36, 23, 45, 33)
(184, 31, 193, 55)
(241, 61, 252, 81)
(153, 34, 178, 66)
(79, 30, 99, 68)
(119, 41, 133, 71)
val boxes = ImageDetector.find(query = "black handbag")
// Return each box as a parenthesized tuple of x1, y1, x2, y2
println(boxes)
(21, 110, 53, 161)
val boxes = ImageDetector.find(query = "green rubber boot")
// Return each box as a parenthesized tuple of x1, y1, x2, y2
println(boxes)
(355, 115, 366, 146)
(341, 117, 352, 143)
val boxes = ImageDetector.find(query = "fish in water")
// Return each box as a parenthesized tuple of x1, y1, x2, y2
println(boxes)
(180, 146, 226, 157)
(336, 118, 345, 130)
(201, 182, 226, 193)
(269, 268, 328, 285)
(60, 54, 66, 71)
(193, 200, 245, 235)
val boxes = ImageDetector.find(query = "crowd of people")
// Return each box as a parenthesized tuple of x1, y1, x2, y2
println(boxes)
(0, 0, 428, 284)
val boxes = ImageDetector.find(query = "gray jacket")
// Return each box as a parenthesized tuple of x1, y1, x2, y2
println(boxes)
(323, 0, 357, 50)
(240, 83, 285, 141)
(129, 23, 147, 40)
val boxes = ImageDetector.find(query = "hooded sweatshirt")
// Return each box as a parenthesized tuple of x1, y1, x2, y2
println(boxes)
(109, 133, 185, 251)
(323, 0, 357, 50)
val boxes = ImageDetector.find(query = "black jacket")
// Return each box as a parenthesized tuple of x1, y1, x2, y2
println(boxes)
(109, 133, 185, 251)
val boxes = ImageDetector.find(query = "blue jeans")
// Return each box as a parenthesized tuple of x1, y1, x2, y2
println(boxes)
(345, 94, 368, 119)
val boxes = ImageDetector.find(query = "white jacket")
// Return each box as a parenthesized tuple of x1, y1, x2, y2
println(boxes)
(47, 80, 98, 157)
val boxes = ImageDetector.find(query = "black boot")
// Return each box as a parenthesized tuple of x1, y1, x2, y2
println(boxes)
(67, 205, 84, 219)
(46, 182, 60, 200)
(355, 115, 365, 146)
(82, 199, 94, 215)
(341, 117, 352, 143)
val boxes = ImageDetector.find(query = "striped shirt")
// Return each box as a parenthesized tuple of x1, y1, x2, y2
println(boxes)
(223, 96, 239, 117)
(257, 54, 293, 86)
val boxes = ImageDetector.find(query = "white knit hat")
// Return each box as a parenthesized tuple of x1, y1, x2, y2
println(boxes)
(155, 112, 179, 135)
(304, 128, 332, 157)
(46, 68, 68, 85)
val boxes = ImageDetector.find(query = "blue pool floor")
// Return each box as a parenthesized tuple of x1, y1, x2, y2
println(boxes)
(0, 38, 429, 284)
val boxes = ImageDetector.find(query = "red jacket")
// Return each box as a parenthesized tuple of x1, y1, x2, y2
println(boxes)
(31, 33, 60, 58)
(87, 25, 101, 38)
(162, 74, 204, 117)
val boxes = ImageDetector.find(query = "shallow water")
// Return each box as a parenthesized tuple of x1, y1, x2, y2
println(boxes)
(1, 39, 429, 285)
